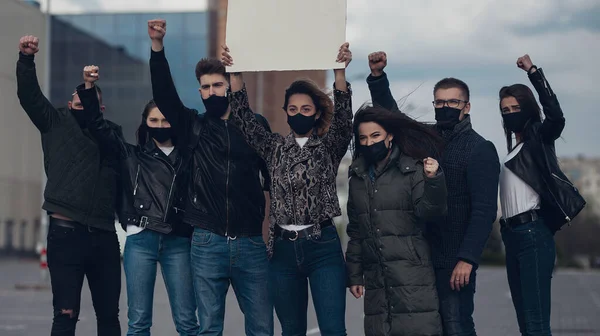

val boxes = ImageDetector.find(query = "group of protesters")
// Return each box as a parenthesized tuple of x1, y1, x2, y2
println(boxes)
(16, 16, 584, 336)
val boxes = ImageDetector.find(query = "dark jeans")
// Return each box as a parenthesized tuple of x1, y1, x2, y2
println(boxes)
(47, 218, 121, 336)
(269, 225, 347, 336)
(435, 267, 477, 336)
(190, 228, 273, 336)
(501, 218, 555, 336)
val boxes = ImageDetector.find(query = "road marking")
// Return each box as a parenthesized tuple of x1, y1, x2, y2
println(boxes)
(0, 325, 26, 331)
(307, 327, 320, 335)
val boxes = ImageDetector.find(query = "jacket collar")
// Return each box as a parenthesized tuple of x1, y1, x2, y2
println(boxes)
(350, 146, 418, 178)
(282, 132, 322, 151)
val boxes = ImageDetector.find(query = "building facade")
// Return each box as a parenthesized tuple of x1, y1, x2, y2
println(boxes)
(52, 12, 210, 143)
(0, 0, 46, 255)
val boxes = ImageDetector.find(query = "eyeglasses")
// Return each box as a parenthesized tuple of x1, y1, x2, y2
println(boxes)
(432, 99, 469, 108)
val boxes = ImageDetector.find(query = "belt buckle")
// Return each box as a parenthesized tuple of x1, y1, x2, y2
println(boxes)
(288, 230, 299, 241)
(140, 216, 149, 229)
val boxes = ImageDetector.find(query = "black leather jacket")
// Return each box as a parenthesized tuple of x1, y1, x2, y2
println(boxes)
(78, 86, 192, 237)
(150, 48, 270, 237)
(504, 68, 586, 232)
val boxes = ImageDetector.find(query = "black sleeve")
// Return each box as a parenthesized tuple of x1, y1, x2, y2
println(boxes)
(367, 71, 400, 113)
(16, 53, 60, 133)
(457, 140, 500, 267)
(77, 84, 129, 158)
(255, 114, 272, 191)
(150, 48, 199, 147)
(528, 68, 565, 143)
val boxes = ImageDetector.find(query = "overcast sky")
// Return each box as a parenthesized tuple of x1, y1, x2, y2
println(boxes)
(38, 0, 600, 158)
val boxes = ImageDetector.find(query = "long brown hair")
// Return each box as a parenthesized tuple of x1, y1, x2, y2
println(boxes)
(352, 105, 444, 161)
(282, 79, 334, 137)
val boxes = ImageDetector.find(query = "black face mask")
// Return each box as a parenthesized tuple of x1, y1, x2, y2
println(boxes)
(70, 108, 94, 128)
(435, 106, 462, 130)
(148, 127, 173, 143)
(287, 113, 317, 135)
(202, 94, 229, 118)
(362, 139, 391, 165)
(502, 112, 530, 133)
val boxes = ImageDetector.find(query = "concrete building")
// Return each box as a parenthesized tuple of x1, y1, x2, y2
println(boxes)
(0, 0, 47, 255)
(207, 0, 327, 135)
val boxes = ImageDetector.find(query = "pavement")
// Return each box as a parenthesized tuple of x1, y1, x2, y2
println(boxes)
(1, 258, 599, 335)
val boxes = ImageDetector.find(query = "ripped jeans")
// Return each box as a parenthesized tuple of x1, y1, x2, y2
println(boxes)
(47, 218, 122, 336)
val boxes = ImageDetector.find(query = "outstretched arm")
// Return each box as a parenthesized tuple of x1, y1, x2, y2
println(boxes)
(516, 55, 565, 142)
(16, 35, 59, 133)
(323, 42, 354, 166)
(223, 46, 282, 162)
(148, 19, 198, 144)
(77, 65, 128, 158)
(366, 51, 400, 113)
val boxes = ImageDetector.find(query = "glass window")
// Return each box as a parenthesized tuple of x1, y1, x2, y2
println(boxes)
(92, 14, 116, 37)
(183, 13, 208, 37)
(116, 14, 138, 37)
(161, 13, 184, 35)
(183, 37, 208, 67)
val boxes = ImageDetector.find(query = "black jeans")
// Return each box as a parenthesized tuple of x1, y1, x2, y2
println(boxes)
(501, 218, 555, 336)
(47, 218, 121, 336)
(435, 267, 477, 336)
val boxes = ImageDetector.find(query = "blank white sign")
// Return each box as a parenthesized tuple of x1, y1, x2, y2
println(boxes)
(225, 0, 347, 72)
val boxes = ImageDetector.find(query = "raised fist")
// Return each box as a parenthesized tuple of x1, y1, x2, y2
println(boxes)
(516, 54, 534, 72)
(423, 157, 439, 178)
(368, 51, 387, 76)
(83, 65, 100, 84)
(19, 35, 39, 55)
(148, 19, 166, 41)
(336, 42, 352, 68)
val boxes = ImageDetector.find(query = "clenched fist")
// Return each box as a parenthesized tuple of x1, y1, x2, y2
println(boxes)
(19, 35, 39, 55)
(336, 42, 352, 68)
(423, 157, 439, 178)
(148, 19, 167, 41)
(516, 54, 535, 73)
(368, 51, 387, 77)
(83, 65, 100, 84)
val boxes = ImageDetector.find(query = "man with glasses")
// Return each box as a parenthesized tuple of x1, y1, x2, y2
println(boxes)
(365, 51, 500, 335)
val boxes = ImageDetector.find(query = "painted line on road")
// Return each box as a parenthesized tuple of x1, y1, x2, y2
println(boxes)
(307, 327, 320, 335)
(0, 325, 25, 331)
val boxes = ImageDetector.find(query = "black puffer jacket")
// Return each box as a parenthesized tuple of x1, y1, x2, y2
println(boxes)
(346, 147, 447, 336)
(16, 53, 121, 231)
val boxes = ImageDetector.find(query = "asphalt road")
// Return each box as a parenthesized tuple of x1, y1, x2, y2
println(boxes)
(1, 258, 599, 335)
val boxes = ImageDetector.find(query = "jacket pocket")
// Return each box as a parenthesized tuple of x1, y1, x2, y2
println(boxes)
(133, 198, 152, 212)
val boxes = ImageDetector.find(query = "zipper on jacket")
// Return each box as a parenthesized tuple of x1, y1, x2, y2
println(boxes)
(133, 164, 141, 196)
(552, 173, 575, 188)
(224, 121, 235, 242)
(153, 154, 177, 223)
(546, 173, 571, 224)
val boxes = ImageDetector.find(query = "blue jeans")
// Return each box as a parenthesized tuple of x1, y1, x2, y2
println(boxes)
(435, 267, 477, 336)
(269, 225, 347, 336)
(190, 228, 273, 336)
(501, 218, 555, 336)
(123, 229, 199, 336)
